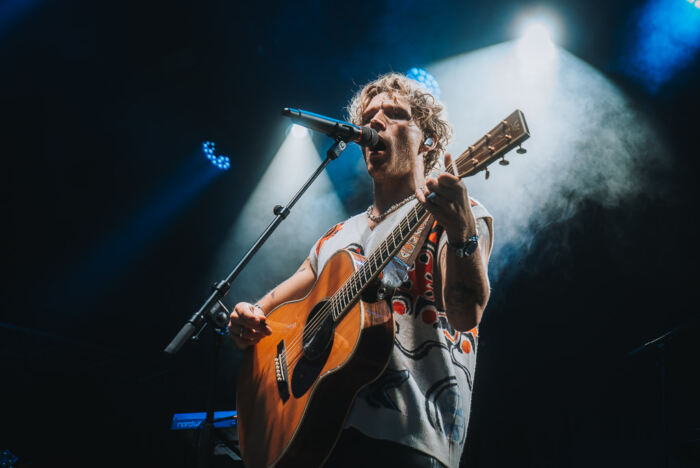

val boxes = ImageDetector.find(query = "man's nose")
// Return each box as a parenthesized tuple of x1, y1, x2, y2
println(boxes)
(369, 115, 386, 132)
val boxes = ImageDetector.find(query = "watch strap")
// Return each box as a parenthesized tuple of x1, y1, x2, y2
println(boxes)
(447, 235, 479, 258)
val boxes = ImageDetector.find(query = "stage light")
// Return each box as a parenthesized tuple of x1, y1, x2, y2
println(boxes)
(406, 67, 441, 98)
(56, 149, 221, 305)
(516, 22, 557, 65)
(290, 124, 309, 139)
(430, 40, 670, 281)
(210, 126, 348, 303)
(623, 0, 700, 92)
(202, 141, 230, 170)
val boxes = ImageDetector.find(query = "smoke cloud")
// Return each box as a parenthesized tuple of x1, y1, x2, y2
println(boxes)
(212, 131, 348, 304)
(431, 42, 671, 281)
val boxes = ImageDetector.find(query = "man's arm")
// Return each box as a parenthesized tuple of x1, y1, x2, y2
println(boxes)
(256, 257, 316, 312)
(438, 218, 491, 331)
(228, 257, 316, 349)
(416, 153, 492, 332)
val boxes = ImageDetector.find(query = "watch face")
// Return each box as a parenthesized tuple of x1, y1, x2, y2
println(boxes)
(449, 236, 479, 257)
(464, 241, 478, 256)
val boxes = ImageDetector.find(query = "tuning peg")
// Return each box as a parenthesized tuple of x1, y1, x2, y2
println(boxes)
(484, 168, 490, 180)
(516, 145, 527, 154)
(498, 158, 510, 166)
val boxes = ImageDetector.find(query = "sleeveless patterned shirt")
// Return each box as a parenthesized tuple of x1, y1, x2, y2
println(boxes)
(308, 195, 493, 468)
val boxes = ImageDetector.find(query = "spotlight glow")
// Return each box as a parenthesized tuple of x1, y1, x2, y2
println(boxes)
(430, 41, 670, 280)
(516, 23, 557, 65)
(623, 0, 700, 92)
(211, 128, 347, 302)
(290, 124, 309, 139)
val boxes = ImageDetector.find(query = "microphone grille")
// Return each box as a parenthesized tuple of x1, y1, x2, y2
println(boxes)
(359, 127, 379, 147)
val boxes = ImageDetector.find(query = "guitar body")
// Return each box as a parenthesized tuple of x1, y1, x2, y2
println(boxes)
(236, 249, 395, 468)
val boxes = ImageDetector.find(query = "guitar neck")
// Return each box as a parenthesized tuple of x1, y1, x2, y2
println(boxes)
(328, 201, 429, 322)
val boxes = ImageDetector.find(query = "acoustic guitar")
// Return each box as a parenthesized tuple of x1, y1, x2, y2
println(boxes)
(236, 110, 530, 468)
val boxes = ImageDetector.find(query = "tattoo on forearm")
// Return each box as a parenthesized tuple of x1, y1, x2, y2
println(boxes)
(297, 258, 310, 274)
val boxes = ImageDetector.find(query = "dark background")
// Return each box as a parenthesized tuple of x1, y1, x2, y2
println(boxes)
(1, 0, 698, 467)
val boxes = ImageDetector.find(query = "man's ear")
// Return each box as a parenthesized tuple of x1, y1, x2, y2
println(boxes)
(420, 135, 436, 153)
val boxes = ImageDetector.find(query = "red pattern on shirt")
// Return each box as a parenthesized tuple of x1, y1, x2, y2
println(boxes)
(391, 219, 478, 354)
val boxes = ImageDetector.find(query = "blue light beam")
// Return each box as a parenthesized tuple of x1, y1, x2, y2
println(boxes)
(623, 0, 700, 92)
(0, 0, 41, 41)
(53, 152, 221, 307)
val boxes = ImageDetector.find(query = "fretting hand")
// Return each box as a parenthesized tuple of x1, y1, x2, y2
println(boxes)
(416, 153, 477, 244)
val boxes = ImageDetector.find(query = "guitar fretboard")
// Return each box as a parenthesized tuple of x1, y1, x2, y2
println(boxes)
(327, 198, 430, 322)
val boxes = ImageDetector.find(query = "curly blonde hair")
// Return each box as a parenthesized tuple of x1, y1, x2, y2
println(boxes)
(347, 73, 452, 176)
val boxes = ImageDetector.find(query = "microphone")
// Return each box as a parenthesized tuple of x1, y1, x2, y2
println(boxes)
(282, 108, 379, 147)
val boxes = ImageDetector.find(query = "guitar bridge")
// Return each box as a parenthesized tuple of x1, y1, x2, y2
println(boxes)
(274, 339, 290, 402)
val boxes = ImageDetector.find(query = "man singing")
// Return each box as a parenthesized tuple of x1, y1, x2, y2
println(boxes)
(228, 73, 493, 467)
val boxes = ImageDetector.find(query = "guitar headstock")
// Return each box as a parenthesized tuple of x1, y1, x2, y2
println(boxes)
(449, 110, 530, 179)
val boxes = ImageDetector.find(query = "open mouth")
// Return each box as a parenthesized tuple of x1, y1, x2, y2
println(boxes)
(370, 137, 387, 152)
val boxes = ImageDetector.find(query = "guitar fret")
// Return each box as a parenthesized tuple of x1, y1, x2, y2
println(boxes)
(391, 229, 399, 249)
(372, 256, 381, 274)
(332, 300, 339, 320)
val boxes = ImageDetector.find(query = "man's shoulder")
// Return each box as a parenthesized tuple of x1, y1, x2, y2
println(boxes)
(467, 195, 493, 221)
(313, 213, 364, 255)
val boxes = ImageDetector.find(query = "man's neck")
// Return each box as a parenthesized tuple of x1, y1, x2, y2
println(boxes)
(371, 176, 415, 215)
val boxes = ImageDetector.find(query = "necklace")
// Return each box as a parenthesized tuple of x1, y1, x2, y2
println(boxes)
(365, 193, 416, 223)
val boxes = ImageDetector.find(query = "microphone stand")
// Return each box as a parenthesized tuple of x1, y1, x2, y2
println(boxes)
(627, 321, 694, 468)
(164, 137, 352, 468)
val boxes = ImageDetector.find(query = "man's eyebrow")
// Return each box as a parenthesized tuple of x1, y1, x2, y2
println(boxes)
(362, 101, 410, 119)
(362, 104, 379, 116)
(360, 107, 378, 121)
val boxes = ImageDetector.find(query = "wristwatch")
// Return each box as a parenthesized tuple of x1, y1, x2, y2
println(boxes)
(447, 235, 479, 258)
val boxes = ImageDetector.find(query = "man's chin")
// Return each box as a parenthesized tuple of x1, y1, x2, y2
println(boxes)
(367, 166, 392, 181)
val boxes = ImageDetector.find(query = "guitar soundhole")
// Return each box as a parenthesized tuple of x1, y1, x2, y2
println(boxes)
(302, 300, 335, 361)
(291, 300, 334, 398)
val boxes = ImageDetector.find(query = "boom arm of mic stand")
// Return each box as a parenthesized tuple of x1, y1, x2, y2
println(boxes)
(164, 138, 350, 355)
